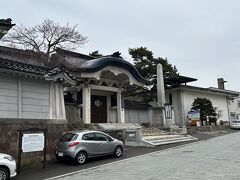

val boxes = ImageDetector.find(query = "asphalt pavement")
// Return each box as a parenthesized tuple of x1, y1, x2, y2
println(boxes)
(46, 131, 240, 180)
(13, 130, 236, 180)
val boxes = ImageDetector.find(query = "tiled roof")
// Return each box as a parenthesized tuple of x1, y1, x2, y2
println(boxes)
(168, 85, 239, 97)
(0, 57, 49, 76)
(80, 57, 151, 85)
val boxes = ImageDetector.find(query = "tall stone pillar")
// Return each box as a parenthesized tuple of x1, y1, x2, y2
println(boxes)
(157, 64, 166, 128)
(157, 63, 166, 106)
(82, 86, 91, 124)
(117, 90, 125, 123)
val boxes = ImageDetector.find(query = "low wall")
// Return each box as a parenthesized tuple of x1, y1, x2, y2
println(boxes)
(0, 118, 67, 165)
(187, 125, 231, 134)
(125, 108, 165, 128)
(65, 103, 83, 127)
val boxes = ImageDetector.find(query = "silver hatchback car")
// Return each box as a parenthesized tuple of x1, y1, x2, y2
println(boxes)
(55, 130, 124, 164)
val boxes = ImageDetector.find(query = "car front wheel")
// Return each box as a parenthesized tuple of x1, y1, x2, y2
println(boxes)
(114, 146, 123, 158)
(0, 167, 9, 180)
(75, 151, 87, 165)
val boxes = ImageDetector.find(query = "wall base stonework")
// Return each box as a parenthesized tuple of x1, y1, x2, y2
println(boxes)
(0, 118, 67, 166)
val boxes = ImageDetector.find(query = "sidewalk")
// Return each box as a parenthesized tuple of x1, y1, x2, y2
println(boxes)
(47, 132, 240, 180)
(13, 130, 235, 180)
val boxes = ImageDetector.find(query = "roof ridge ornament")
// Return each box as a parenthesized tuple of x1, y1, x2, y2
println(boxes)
(111, 51, 122, 58)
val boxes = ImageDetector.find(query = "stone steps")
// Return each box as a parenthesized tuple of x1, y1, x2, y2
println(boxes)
(142, 135, 198, 147)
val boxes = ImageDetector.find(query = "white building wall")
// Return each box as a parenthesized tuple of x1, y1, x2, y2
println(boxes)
(229, 96, 240, 120)
(0, 74, 66, 119)
(166, 90, 183, 126)
(182, 89, 229, 124)
(166, 88, 232, 125)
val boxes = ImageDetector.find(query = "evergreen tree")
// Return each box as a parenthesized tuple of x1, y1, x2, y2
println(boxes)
(191, 97, 217, 124)
(129, 47, 178, 82)
(126, 47, 178, 102)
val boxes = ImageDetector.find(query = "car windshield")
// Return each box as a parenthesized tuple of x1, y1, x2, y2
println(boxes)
(60, 133, 78, 142)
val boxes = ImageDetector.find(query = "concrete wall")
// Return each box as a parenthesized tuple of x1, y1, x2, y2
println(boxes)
(229, 96, 240, 120)
(0, 75, 68, 165)
(65, 103, 83, 127)
(0, 118, 67, 165)
(125, 109, 149, 124)
(109, 108, 117, 123)
(124, 108, 164, 127)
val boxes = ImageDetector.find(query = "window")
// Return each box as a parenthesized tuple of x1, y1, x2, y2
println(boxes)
(60, 133, 78, 142)
(238, 101, 240, 108)
(95, 133, 112, 141)
(82, 133, 96, 141)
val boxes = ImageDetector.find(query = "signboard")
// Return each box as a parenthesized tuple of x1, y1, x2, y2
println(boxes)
(22, 133, 44, 152)
(165, 105, 172, 119)
(187, 111, 200, 120)
(187, 111, 200, 126)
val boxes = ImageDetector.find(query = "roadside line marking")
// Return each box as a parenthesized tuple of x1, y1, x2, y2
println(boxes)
(44, 142, 201, 180)
(44, 133, 235, 180)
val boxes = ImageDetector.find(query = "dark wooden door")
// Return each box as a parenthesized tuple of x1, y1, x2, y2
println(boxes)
(91, 95, 107, 123)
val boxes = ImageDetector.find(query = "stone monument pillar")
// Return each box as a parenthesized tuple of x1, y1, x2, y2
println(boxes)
(157, 64, 166, 128)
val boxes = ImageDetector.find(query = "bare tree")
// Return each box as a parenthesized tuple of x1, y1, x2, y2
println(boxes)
(2, 19, 87, 61)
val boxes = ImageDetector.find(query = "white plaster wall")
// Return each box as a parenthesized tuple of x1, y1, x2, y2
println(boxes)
(229, 96, 240, 119)
(166, 90, 182, 126)
(109, 108, 117, 123)
(182, 89, 230, 124)
(166, 88, 232, 125)
(0, 74, 66, 120)
(22, 79, 50, 119)
(0, 76, 18, 118)
(50, 83, 66, 119)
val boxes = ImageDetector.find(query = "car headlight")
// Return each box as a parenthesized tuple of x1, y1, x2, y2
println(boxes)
(4, 155, 15, 161)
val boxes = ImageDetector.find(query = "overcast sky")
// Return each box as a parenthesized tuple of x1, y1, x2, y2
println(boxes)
(1, 0, 240, 90)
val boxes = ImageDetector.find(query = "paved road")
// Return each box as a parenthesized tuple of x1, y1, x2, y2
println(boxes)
(14, 141, 195, 180)
(47, 132, 240, 180)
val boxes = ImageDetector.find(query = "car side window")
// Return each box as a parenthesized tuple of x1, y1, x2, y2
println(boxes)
(95, 133, 111, 141)
(82, 133, 96, 141)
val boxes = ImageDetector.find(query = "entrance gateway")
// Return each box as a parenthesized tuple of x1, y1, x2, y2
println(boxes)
(46, 49, 150, 124)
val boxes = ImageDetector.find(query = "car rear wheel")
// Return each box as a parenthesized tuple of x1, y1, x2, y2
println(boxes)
(56, 155, 63, 161)
(0, 167, 9, 180)
(75, 151, 87, 165)
(114, 146, 123, 158)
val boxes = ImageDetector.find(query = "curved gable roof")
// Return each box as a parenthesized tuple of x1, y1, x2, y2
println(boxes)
(80, 57, 151, 85)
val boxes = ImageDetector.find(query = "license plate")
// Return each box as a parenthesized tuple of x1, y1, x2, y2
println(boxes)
(58, 152, 63, 157)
